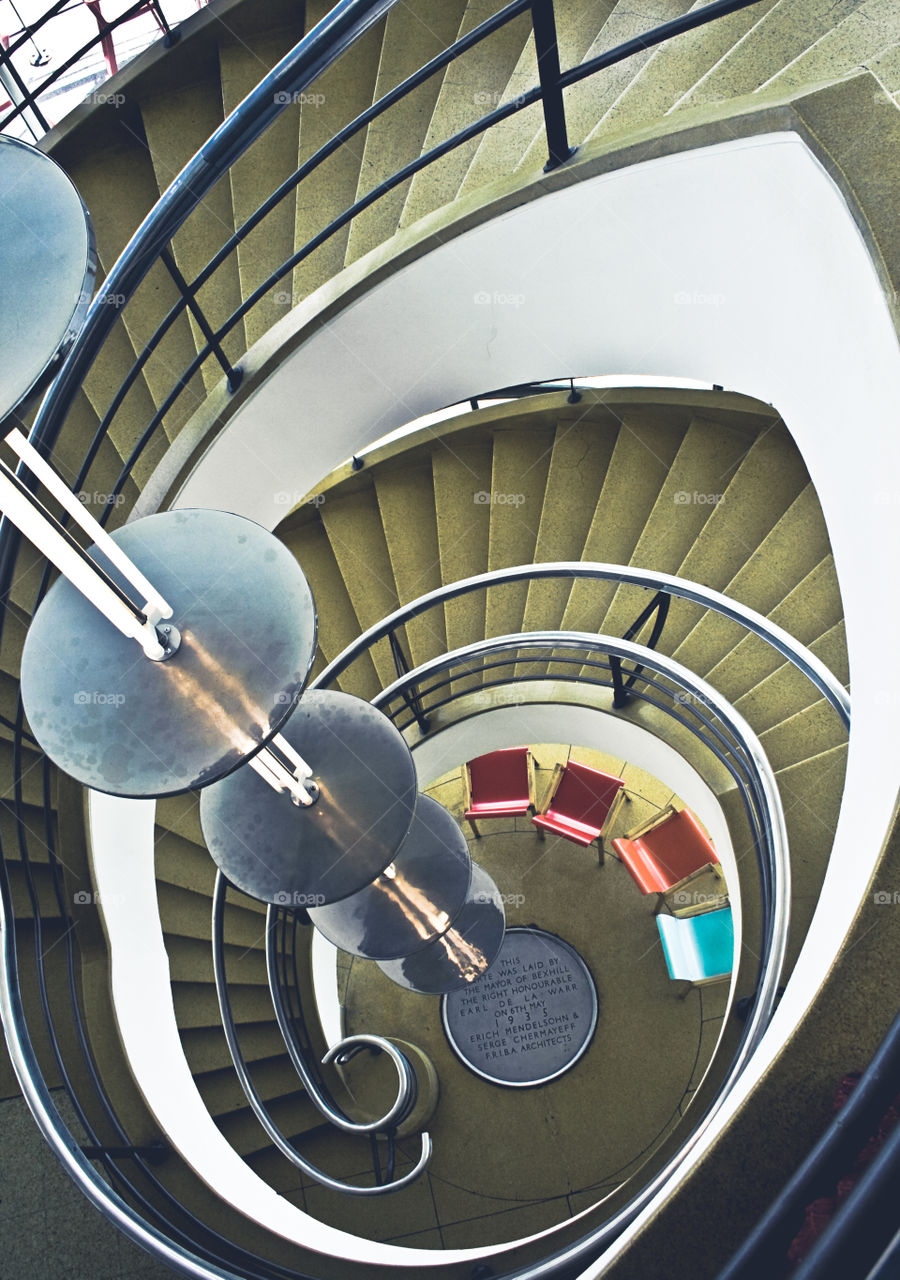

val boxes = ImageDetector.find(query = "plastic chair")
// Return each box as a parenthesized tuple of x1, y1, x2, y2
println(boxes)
(656, 906, 734, 995)
(612, 806, 718, 895)
(531, 760, 627, 858)
(463, 747, 534, 837)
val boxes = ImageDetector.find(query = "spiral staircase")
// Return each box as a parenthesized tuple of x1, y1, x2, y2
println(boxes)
(1, 0, 898, 1276)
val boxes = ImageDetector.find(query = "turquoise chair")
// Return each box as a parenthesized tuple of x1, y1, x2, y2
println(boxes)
(656, 906, 734, 991)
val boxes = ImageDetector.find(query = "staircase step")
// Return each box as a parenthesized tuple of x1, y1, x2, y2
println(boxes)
(0, 741, 55, 808)
(561, 0, 696, 153)
(373, 460, 448, 670)
(278, 515, 381, 701)
(559, 408, 685, 647)
(459, 0, 607, 195)
(671, 483, 833, 678)
(158, 882, 267, 947)
(600, 0, 781, 135)
(758, 697, 848, 773)
(705, 556, 843, 703)
(868, 41, 900, 99)
(675, 0, 865, 109)
(599, 413, 753, 641)
(179, 1020, 291, 1077)
(140, 73, 245, 387)
(733, 623, 849, 734)
(484, 425, 554, 642)
(215, 1090, 323, 1158)
(657, 421, 809, 655)
(398, 0, 533, 231)
(154, 792, 205, 849)
(292, 4, 387, 304)
(154, 826, 217, 898)
(0, 801, 57, 863)
(319, 488, 400, 690)
(343, 0, 468, 268)
(761, 0, 900, 95)
(196, 1054, 307, 1117)
(166, 934, 269, 986)
(520, 412, 619, 650)
(58, 136, 204, 440)
(219, 25, 304, 348)
(6, 859, 64, 921)
(172, 980, 274, 1030)
(432, 437, 493, 693)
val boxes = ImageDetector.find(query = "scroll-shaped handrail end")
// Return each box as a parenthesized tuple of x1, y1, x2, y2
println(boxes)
(321, 1033, 417, 1134)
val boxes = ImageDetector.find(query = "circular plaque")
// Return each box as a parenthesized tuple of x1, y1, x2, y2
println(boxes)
(441, 928, 598, 1087)
(20, 509, 317, 796)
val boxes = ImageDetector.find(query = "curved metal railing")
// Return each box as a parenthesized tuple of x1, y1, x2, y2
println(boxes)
(363, 628, 791, 1274)
(212, 871, 431, 1195)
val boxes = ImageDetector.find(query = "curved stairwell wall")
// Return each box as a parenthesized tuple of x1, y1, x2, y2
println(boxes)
(2, 0, 898, 1273)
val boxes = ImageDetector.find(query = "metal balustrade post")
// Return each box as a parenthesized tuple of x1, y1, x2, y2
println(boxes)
(159, 249, 243, 392)
(530, 0, 574, 171)
(388, 630, 430, 735)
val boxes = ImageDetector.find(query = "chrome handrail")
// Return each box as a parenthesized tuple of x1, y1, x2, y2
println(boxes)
(372, 629, 791, 1275)
(315, 561, 850, 729)
(211, 874, 431, 1194)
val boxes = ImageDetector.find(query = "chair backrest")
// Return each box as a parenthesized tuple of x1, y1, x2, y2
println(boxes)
(657, 907, 734, 983)
(468, 747, 531, 806)
(642, 807, 718, 867)
(548, 760, 623, 825)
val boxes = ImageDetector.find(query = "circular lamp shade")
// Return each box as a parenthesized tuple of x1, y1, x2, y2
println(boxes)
(200, 689, 418, 906)
(308, 794, 472, 959)
(20, 509, 317, 796)
(0, 136, 96, 419)
(377, 862, 506, 994)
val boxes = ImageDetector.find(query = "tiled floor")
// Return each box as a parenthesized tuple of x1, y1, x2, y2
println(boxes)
(0, 1091, 173, 1279)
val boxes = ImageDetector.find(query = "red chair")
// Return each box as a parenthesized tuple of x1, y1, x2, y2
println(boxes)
(463, 747, 535, 837)
(612, 806, 719, 896)
(531, 760, 627, 857)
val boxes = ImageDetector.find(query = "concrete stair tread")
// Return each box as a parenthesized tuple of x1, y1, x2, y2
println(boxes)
(139, 75, 246, 385)
(733, 622, 849, 733)
(165, 933, 269, 986)
(460, 0, 612, 193)
(318, 487, 401, 688)
(158, 881, 268, 947)
(762, 0, 900, 95)
(600, 0, 782, 134)
(675, 0, 867, 108)
(179, 1020, 295, 1076)
(6, 859, 64, 921)
(172, 979, 274, 1030)
(343, 0, 468, 268)
(214, 1090, 323, 1158)
(484, 425, 555, 642)
(279, 518, 381, 701)
(0, 801, 57, 863)
(398, 0, 533, 231)
(291, 3, 387, 303)
(373, 461, 448, 669)
(219, 25, 305, 348)
(195, 1053, 307, 1117)
(558, 408, 685, 643)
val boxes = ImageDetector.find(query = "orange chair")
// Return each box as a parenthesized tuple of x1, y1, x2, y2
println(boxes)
(612, 806, 718, 896)
(463, 747, 534, 837)
(531, 760, 627, 858)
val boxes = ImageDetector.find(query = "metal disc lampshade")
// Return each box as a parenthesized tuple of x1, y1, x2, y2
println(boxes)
(377, 862, 506, 994)
(200, 689, 418, 906)
(308, 794, 472, 959)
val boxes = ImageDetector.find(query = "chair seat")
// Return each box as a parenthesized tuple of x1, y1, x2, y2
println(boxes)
(656, 907, 734, 983)
(532, 811, 600, 846)
(465, 799, 530, 818)
(613, 807, 718, 893)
